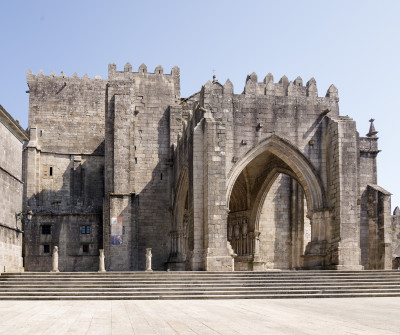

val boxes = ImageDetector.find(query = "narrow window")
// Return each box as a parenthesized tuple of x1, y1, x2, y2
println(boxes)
(80, 226, 91, 234)
(40, 130, 43, 137)
(41, 225, 51, 235)
(82, 244, 89, 253)
(43, 165, 54, 178)
(134, 158, 137, 164)
(160, 173, 163, 180)
(43, 245, 50, 253)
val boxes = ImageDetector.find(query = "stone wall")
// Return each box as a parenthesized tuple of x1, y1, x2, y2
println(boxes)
(22, 64, 393, 272)
(0, 105, 28, 272)
(259, 174, 292, 269)
(104, 64, 181, 270)
(392, 207, 400, 268)
(24, 71, 106, 271)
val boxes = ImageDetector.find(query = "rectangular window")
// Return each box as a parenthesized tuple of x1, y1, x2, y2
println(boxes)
(41, 225, 51, 235)
(82, 244, 89, 253)
(43, 165, 54, 178)
(43, 245, 50, 253)
(81, 226, 91, 234)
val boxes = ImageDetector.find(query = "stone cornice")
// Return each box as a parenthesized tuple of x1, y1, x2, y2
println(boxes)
(0, 104, 29, 142)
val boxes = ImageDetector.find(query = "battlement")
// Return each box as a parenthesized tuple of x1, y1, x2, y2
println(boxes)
(107, 62, 180, 80)
(26, 69, 106, 87)
(202, 72, 339, 101)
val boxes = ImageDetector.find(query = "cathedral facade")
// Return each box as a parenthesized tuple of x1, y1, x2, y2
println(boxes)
(22, 63, 396, 271)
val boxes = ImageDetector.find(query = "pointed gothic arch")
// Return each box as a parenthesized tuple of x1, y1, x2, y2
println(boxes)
(226, 135, 328, 270)
(227, 135, 327, 214)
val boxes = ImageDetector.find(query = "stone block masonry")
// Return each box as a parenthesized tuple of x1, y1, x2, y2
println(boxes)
(21, 63, 400, 271)
(0, 105, 28, 272)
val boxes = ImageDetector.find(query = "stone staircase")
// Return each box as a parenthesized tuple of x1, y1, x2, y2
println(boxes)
(1, 271, 400, 300)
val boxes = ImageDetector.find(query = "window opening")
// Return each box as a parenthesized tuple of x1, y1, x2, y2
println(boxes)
(43, 245, 50, 253)
(41, 225, 51, 235)
(81, 226, 91, 234)
(82, 244, 89, 253)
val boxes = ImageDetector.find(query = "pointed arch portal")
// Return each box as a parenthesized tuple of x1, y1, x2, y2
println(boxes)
(226, 136, 327, 270)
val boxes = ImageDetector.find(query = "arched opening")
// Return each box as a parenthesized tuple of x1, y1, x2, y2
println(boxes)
(168, 167, 193, 270)
(257, 173, 311, 269)
(226, 136, 326, 271)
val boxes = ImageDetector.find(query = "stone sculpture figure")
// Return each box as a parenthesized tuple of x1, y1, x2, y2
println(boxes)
(98, 249, 106, 272)
(51, 246, 59, 272)
(146, 248, 153, 272)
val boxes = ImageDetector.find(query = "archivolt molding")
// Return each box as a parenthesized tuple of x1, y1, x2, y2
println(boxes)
(226, 135, 327, 212)
(173, 166, 189, 230)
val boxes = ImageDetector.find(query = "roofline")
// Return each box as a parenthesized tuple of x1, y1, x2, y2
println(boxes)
(0, 104, 29, 142)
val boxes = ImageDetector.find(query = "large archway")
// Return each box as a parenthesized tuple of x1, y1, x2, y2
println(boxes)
(226, 136, 327, 270)
(168, 167, 193, 270)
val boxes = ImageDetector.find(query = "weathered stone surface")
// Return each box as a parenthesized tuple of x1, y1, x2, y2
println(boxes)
(0, 105, 28, 272)
(20, 64, 400, 271)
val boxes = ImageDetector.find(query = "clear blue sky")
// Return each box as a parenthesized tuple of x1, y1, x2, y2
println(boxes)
(1, 0, 400, 208)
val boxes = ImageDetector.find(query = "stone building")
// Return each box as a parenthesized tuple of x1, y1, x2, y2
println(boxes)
(22, 63, 398, 272)
(0, 105, 29, 272)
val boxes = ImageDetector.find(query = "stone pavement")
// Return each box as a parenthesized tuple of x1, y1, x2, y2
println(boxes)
(0, 298, 399, 334)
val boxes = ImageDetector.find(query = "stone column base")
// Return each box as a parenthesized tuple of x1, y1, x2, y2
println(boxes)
(205, 244, 235, 271)
(252, 261, 265, 271)
(167, 261, 186, 271)
(190, 249, 205, 271)
(205, 254, 234, 271)
(327, 241, 363, 270)
(302, 254, 326, 269)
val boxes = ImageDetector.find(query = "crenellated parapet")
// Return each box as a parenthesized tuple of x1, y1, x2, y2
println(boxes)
(243, 72, 338, 101)
(107, 62, 180, 103)
(200, 72, 339, 109)
(27, 69, 106, 87)
(107, 62, 180, 81)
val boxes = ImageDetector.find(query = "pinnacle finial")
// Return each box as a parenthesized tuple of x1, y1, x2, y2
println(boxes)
(366, 118, 378, 137)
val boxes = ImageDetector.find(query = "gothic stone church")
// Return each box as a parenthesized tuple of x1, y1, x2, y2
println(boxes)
(23, 62, 396, 272)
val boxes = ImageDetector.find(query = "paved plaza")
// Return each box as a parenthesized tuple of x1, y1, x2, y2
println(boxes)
(0, 297, 399, 334)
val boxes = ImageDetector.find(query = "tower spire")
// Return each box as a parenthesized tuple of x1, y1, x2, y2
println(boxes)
(366, 118, 378, 137)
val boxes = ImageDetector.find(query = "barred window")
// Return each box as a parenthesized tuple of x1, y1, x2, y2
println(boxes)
(81, 226, 91, 234)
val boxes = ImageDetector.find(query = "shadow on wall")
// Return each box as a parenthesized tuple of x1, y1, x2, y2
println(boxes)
(132, 107, 172, 270)
(23, 142, 104, 272)
(105, 107, 173, 271)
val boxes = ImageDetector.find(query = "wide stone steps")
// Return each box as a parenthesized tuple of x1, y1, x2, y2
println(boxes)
(1, 271, 400, 300)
